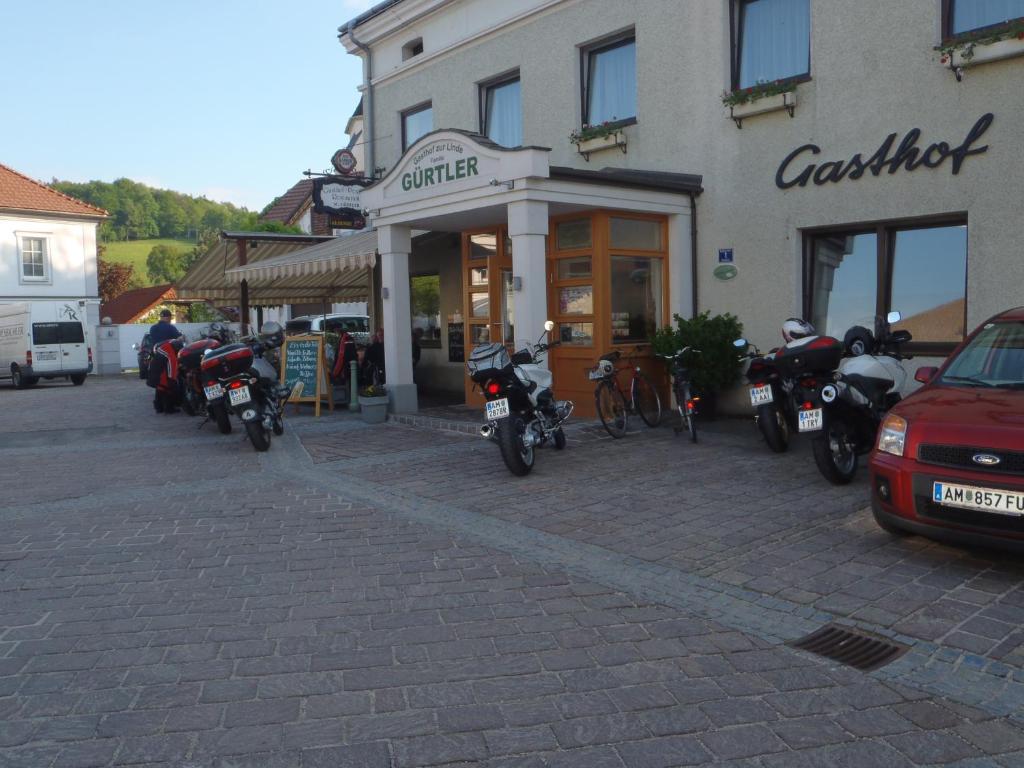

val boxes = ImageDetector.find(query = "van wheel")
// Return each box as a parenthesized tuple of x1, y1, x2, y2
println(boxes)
(11, 366, 29, 389)
(70, 374, 86, 386)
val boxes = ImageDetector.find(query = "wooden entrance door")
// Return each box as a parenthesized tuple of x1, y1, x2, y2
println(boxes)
(462, 228, 512, 407)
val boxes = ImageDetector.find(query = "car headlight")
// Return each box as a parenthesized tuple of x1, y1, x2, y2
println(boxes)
(877, 414, 908, 457)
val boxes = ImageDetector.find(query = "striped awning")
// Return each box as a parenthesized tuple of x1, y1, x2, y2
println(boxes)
(176, 231, 375, 306)
(225, 230, 377, 283)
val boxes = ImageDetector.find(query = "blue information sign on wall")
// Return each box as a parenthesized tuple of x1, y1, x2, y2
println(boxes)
(718, 248, 734, 264)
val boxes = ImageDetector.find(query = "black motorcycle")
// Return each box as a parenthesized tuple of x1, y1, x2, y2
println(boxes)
(734, 340, 795, 453)
(467, 321, 573, 476)
(200, 322, 293, 452)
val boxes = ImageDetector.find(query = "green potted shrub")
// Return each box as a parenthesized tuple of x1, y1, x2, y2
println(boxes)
(651, 311, 744, 417)
(358, 383, 389, 424)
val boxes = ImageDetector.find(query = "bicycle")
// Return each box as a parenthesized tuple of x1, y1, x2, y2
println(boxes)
(659, 346, 700, 443)
(589, 347, 662, 438)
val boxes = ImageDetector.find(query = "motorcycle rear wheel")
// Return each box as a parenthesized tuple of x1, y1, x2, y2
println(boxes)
(553, 427, 567, 450)
(496, 417, 534, 476)
(596, 381, 627, 439)
(757, 403, 789, 453)
(212, 403, 232, 434)
(812, 420, 858, 484)
(245, 420, 271, 452)
(181, 391, 197, 416)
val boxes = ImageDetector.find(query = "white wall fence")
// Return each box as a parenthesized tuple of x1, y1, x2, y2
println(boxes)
(93, 323, 242, 374)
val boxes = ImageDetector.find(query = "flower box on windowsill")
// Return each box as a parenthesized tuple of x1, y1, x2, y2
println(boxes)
(729, 91, 797, 128)
(950, 35, 1024, 69)
(573, 131, 627, 161)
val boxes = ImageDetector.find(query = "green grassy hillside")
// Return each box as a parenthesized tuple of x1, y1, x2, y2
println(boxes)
(101, 239, 196, 286)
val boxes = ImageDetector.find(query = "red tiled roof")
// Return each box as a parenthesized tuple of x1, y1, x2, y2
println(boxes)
(101, 284, 177, 324)
(0, 163, 108, 218)
(261, 179, 313, 225)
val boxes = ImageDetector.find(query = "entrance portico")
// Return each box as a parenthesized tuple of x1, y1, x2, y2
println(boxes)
(361, 130, 701, 415)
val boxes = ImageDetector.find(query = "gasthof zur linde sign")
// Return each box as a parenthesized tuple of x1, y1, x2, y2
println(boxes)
(401, 141, 480, 192)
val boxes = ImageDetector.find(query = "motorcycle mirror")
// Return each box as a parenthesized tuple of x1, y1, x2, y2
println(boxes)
(886, 310, 902, 324)
(733, 338, 748, 349)
(543, 320, 554, 332)
(131, 343, 139, 351)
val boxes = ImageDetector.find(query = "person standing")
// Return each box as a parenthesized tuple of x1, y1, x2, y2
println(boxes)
(149, 309, 181, 344)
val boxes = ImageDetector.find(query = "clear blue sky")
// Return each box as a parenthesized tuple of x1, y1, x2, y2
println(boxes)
(0, 0, 378, 212)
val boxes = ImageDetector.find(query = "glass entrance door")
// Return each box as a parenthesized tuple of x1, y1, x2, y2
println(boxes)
(462, 228, 512, 406)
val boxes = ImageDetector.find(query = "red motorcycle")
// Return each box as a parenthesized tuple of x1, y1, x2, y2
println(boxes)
(178, 323, 233, 433)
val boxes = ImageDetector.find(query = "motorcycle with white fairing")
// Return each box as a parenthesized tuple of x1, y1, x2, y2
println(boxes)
(467, 320, 574, 476)
(773, 311, 913, 484)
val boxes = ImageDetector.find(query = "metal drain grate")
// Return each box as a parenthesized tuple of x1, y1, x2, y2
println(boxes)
(789, 624, 908, 671)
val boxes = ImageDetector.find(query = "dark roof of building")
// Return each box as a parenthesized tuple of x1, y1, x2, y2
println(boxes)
(101, 284, 177, 324)
(350, 97, 363, 120)
(261, 179, 314, 225)
(549, 166, 704, 195)
(0, 163, 108, 218)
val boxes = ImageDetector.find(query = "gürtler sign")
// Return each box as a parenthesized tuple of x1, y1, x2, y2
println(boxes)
(401, 140, 480, 192)
(775, 113, 993, 189)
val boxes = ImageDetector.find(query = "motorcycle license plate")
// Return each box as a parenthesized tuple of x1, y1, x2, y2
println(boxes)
(798, 408, 823, 432)
(933, 482, 1024, 516)
(204, 384, 224, 400)
(485, 398, 510, 420)
(749, 385, 773, 406)
(228, 386, 252, 406)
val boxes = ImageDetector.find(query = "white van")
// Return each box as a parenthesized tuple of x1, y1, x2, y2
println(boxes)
(285, 313, 370, 344)
(0, 302, 92, 388)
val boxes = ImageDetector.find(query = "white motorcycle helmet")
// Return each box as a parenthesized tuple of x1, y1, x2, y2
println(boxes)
(781, 318, 815, 343)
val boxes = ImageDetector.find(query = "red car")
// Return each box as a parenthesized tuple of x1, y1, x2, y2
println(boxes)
(870, 307, 1024, 550)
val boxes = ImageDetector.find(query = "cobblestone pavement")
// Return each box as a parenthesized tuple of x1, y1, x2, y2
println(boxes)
(1, 377, 1023, 767)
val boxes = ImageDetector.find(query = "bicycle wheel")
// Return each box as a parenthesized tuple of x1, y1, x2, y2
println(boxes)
(632, 372, 662, 428)
(595, 380, 628, 438)
(682, 383, 698, 443)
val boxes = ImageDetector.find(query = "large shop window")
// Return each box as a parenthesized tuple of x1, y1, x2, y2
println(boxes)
(808, 221, 967, 350)
(582, 34, 636, 125)
(734, 0, 810, 89)
(947, 0, 1024, 35)
(482, 75, 522, 148)
(610, 256, 663, 343)
(402, 103, 433, 151)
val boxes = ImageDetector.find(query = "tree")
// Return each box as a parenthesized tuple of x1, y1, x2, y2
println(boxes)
(146, 244, 188, 284)
(98, 257, 136, 304)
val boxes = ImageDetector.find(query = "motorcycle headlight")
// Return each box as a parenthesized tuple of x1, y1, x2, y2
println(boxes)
(877, 414, 908, 457)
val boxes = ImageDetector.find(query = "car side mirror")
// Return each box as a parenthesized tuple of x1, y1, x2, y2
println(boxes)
(914, 366, 939, 384)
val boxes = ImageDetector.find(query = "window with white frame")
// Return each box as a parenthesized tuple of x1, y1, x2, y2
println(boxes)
(734, 0, 810, 89)
(946, 0, 1024, 36)
(20, 236, 49, 282)
(582, 34, 636, 126)
(481, 74, 522, 148)
(402, 102, 433, 151)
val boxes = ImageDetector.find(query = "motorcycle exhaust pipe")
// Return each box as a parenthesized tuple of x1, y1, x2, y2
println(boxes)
(479, 424, 494, 439)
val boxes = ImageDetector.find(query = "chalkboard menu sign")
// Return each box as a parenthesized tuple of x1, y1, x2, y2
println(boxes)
(280, 335, 333, 417)
(447, 322, 464, 363)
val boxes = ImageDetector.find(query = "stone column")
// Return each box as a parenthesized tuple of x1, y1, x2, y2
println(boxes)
(508, 200, 550, 362)
(378, 224, 418, 413)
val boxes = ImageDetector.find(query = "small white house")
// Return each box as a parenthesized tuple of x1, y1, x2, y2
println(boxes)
(0, 162, 108, 356)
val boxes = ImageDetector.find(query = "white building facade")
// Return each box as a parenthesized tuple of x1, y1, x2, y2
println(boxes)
(0, 164, 106, 351)
(340, 0, 1024, 413)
